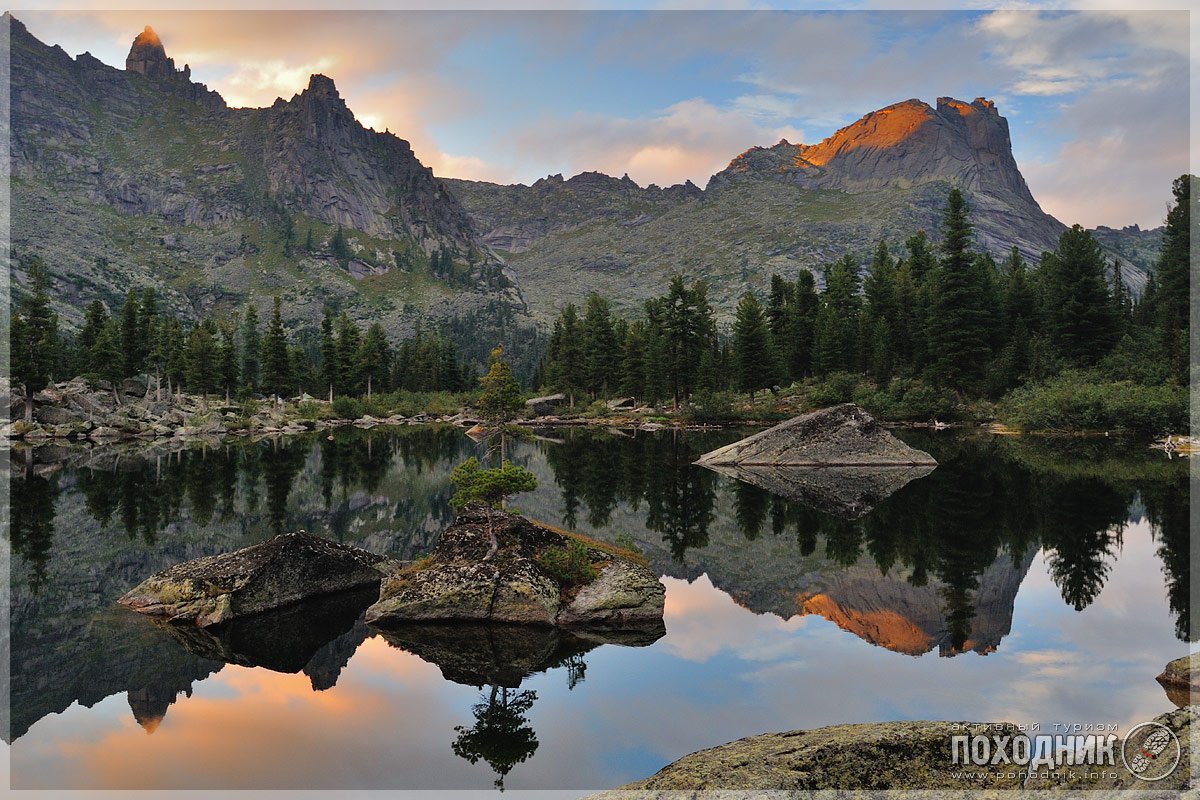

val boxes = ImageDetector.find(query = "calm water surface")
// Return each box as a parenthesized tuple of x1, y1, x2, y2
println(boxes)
(5, 426, 1192, 791)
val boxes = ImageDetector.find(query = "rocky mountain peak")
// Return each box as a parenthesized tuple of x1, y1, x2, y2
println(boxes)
(125, 25, 181, 79)
(303, 73, 341, 101)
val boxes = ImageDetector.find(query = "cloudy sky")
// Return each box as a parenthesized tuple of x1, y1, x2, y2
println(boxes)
(17, 4, 1191, 229)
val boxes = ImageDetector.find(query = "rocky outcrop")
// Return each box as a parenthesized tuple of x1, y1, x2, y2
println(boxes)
(118, 531, 400, 627)
(525, 393, 568, 416)
(364, 505, 665, 629)
(1157, 652, 1200, 708)
(695, 404, 937, 467)
(605, 708, 1195, 792)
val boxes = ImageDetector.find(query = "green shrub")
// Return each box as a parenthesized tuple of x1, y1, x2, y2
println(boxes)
(683, 391, 736, 422)
(1000, 371, 1186, 435)
(240, 397, 261, 419)
(807, 372, 867, 406)
(536, 539, 597, 588)
(331, 395, 362, 419)
(296, 400, 331, 421)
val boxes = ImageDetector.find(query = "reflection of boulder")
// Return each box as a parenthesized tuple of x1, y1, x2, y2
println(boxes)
(1157, 652, 1200, 708)
(793, 547, 1038, 656)
(152, 587, 377, 676)
(702, 463, 935, 520)
(119, 531, 400, 627)
(695, 405, 936, 468)
(378, 622, 665, 688)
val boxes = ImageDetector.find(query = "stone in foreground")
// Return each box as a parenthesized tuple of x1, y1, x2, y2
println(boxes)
(1157, 652, 1200, 708)
(364, 505, 664, 629)
(119, 531, 399, 627)
(602, 708, 1195, 792)
(695, 403, 936, 467)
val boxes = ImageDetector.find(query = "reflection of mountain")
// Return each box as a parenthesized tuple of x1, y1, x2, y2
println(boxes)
(794, 547, 1037, 656)
(10, 608, 224, 740)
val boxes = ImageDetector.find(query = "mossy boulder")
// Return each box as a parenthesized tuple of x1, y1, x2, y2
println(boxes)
(119, 531, 400, 627)
(364, 504, 664, 630)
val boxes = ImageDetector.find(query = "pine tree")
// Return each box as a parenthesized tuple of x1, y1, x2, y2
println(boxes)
(546, 304, 584, 406)
(118, 290, 142, 378)
(359, 322, 391, 398)
(218, 320, 240, 403)
(477, 344, 524, 425)
(581, 293, 618, 398)
(319, 306, 338, 401)
(618, 322, 646, 400)
(732, 292, 776, 403)
(185, 321, 219, 396)
(927, 189, 993, 392)
(789, 271, 819, 378)
(260, 296, 292, 399)
(813, 255, 861, 375)
(335, 313, 362, 396)
(1155, 174, 1193, 382)
(11, 257, 59, 422)
(1040, 225, 1118, 366)
(766, 274, 789, 340)
(137, 288, 157, 372)
(241, 304, 261, 393)
(77, 300, 109, 375)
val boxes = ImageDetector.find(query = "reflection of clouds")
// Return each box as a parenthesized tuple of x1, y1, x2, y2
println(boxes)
(9, 520, 1186, 790)
(663, 574, 807, 662)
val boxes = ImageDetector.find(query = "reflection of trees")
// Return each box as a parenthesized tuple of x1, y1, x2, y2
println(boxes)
(452, 686, 539, 791)
(10, 468, 58, 592)
(259, 438, 310, 534)
(734, 482, 769, 540)
(1144, 479, 1194, 641)
(1039, 478, 1128, 612)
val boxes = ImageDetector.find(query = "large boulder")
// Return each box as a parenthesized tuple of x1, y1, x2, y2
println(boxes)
(1157, 652, 1200, 707)
(364, 505, 664, 630)
(524, 393, 567, 416)
(119, 531, 401, 627)
(695, 404, 936, 467)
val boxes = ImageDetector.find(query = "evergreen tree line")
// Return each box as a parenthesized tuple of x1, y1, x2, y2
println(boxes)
(537, 178, 1193, 407)
(16, 277, 473, 404)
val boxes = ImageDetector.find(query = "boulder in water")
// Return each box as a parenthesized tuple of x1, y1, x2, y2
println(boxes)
(118, 531, 400, 627)
(695, 404, 936, 467)
(364, 505, 664, 630)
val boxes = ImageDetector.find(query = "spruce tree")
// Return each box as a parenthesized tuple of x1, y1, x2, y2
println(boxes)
(359, 322, 391, 398)
(260, 296, 292, 399)
(241, 304, 261, 393)
(477, 344, 524, 425)
(218, 321, 240, 403)
(319, 306, 338, 400)
(1040, 225, 1118, 366)
(335, 313, 362, 396)
(581, 293, 618, 398)
(11, 258, 59, 421)
(185, 322, 219, 397)
(78, 300, 109, 375)
(118, 290, 142, 378)
(732, 292, 776, 403)
(813, 255, 861, 375)
(789, 271, 819, 378)
(1155, 174, 1193, 382)
(927, 189, 993, 392)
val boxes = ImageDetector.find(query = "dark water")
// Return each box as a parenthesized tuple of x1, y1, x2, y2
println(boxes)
(5, 426, 1192, 791)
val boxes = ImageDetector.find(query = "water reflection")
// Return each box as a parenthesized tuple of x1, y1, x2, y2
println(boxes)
(6, 425, 1192, 768)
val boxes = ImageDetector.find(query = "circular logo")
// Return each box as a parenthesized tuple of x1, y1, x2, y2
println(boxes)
(1120, 722, 1181, 782)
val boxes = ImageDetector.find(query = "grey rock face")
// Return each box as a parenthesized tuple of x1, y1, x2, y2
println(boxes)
(695, 404, 937, 467)
(364, 505, 665, 630)
(118, 531, 400, 627)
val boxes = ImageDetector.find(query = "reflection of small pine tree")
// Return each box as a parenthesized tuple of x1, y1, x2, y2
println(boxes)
(452, 686, 539, 792)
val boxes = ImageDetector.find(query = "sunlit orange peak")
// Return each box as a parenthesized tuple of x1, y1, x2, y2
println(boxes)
(133, 26, 161, 48)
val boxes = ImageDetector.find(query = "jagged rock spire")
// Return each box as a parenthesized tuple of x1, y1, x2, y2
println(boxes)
(126, 25, 181, 79)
